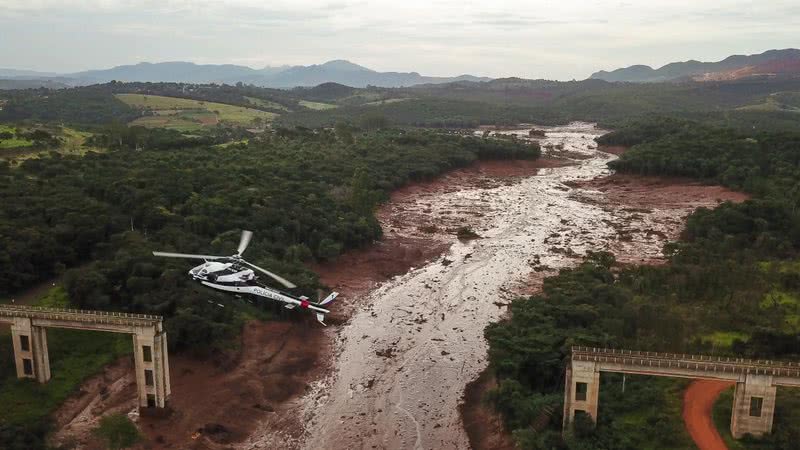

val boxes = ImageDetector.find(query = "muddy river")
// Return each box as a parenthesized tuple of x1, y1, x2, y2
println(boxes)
(236, 122, 715, 450)
(50, 123, 745, 450)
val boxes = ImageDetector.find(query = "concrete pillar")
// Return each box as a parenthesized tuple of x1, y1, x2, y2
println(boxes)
(31, 326, 51, 382)
(132, 328, 170, 409)
(9, 317, 50, 382)
(731, 374, 776, 438)
(563, 360, 600, 430)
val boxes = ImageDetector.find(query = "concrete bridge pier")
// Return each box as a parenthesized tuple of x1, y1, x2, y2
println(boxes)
(731, 374, 776, 438)
(563, 360, 600, 429)
(10, 317, 51, 383)
(132, 328, 171, 409)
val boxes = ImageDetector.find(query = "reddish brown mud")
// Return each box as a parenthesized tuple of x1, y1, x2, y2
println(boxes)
(52, 321, 328, 450)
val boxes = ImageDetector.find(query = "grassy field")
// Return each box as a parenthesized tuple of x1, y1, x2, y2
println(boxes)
(299, 100, 338, 110)
(116, 94, 278, 131)
(0, 125, 33, 149)
(738, 94, 800, 113)
(0, 125, 99, 162)
(363, 98, 412, 106)
(245, 96, 289, 111)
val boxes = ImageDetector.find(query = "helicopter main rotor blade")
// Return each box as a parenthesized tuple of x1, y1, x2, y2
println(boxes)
(237, 230, 253, 256)
(152, 251, 226, 260)
(242, 260, 297, 289)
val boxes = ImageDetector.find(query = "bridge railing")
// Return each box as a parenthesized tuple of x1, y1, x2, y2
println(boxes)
(0, 304, 162, 326)
(572, 346, 800, 378)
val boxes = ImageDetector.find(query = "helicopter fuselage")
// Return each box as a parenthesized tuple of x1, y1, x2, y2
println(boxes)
(188, 260, 336, 325)
(189, 260, 255, 284)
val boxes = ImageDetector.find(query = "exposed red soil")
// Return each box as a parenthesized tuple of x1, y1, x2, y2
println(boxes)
(51, 357, 137, 448)
(695, 57, 800, 81)
(683, 380, 735, 450)
(51, 321, 329, 450)
(571, 174, 749, 266)
(572, 174, 750, 210)
(469, 158, 573, 177)
(309, 236, 449, 318)
(460, 371, 516, 450)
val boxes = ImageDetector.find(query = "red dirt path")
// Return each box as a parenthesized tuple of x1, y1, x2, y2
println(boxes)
(683, 380, 735, 450)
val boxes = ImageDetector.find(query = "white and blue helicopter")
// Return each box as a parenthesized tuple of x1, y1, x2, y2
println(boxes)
(153, 230, 338, 325)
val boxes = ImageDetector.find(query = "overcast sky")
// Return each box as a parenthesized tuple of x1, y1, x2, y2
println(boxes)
(2, 0, 798, 80)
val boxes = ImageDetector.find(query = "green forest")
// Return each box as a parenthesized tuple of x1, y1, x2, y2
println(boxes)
(0, 74, 799, 449)
(484, 119, 800, 449)
(0, 127, 538, 448)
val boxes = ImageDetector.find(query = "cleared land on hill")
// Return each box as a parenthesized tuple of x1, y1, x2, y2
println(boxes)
(116, 93, 277, 131)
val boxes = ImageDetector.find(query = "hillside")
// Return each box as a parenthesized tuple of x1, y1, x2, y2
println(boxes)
(590, 48, 800, 82)
(0, 60, 491, 89)
(115, 93, 277, 131)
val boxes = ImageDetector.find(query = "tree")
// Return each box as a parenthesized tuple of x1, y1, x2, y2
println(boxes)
(334, 122, 355, 145)
(349, 166, 378, 215)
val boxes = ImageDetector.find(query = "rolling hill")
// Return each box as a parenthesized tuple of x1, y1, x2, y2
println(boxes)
(0, 60, 490, 89)
(590, 48, 800, 83)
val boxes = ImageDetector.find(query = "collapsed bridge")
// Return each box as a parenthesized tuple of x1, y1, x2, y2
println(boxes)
(0, 304, 170, 409)
(564, 346, 800, 438)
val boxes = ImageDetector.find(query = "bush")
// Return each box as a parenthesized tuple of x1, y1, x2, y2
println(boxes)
(92, 413, 141, 450)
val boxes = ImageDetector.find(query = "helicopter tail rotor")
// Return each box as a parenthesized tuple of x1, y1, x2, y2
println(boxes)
(319, 291, 339, 306)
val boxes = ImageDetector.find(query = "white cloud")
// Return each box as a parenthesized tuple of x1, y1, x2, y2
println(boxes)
(0, 0, 798, 78)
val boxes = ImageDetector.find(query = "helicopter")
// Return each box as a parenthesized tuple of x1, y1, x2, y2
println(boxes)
(153, 230, 338, 325)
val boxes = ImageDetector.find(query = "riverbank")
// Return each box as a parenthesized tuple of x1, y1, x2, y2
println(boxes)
(47, 144, 559, 450)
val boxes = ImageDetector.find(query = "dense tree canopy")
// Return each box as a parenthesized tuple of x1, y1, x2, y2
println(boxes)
(0, 129, 538, 346)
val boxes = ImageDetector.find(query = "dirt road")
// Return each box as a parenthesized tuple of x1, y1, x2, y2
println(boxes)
(683, 380, 734, 450)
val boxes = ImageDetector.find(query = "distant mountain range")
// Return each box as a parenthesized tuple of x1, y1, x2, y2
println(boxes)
(0, 60, 490, 89)
(590, 49, 800, 83)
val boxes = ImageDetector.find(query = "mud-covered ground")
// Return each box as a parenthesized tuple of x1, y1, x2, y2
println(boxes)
(50, 123, 745, 450)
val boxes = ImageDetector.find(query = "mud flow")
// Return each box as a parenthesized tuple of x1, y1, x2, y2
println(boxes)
(239, 123, 739, 450)
(51, 123, 741, 450)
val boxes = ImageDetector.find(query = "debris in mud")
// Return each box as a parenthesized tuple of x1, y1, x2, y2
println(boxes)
(645, 228, 668, 239)
(455, 226, 481, 241)
(419, 224, 438, 233)
(375, 347, 396, 358)
(200, 423, 233, 443)
(549, 246, 579, 257)
(529, 129, 546, 137)
(253, 403, 275, 412)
